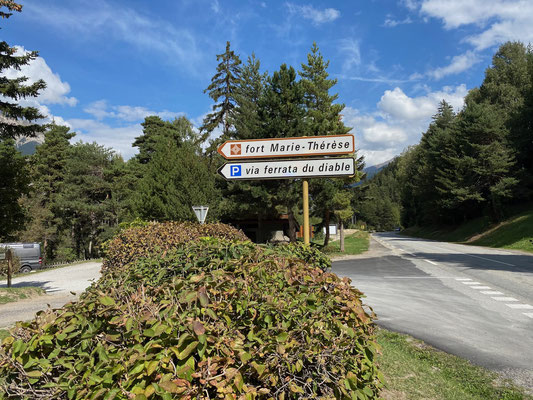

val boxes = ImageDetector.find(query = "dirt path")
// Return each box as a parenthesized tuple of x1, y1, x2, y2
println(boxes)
(0, 261, 101, 329)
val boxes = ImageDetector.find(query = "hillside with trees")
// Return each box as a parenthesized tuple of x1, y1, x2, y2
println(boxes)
(356, 42, 533, 233)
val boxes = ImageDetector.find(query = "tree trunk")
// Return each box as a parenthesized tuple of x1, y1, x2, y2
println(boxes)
(324, 209, 331, 246)
(340, 221, 345, 252)
(43, 236, 48, 267)
(287, 209, 297, 242)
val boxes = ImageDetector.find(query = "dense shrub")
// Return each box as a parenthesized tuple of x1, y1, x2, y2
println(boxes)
(264, 242, 331, 271)
(101, 221, 248, 271)
(0, 225, 382, 399)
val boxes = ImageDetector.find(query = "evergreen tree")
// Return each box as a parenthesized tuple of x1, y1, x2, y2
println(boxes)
(299, 43, 361, 245)
(0, 139, 28, 240)
(21, 124, 74, 263)
(200, 41, 242, 146)
(0, 1, 46, 139)
(299, 42, 350, 136)
(134, 139, 218, 222)
(133, 116, 198, 164)
(232, 54, 265, 140)
(258, 64, 307, 241)
(60, 142, 119, 258)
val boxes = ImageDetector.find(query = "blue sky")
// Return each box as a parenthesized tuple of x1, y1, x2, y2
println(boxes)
(3, 0, 533, 166)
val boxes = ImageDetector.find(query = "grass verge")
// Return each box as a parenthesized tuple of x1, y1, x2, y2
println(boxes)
(321, 230, 370, 257)
(0, 287, 46, 305)
(403, 206, 533, 254)
(378, 328, 531, 400)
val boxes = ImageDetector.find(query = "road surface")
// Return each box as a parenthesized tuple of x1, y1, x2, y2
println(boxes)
(332, 233, 533, 390)
(0, 261, 102, 329)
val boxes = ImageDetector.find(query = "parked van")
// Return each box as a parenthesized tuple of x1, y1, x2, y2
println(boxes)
(0, 243, 42, 273)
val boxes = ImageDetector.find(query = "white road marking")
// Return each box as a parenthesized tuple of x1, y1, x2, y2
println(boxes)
(460, 253, 515, 267)
(523, 313, 533, 319)
(491, 297, 518, 302)
(411, 242, 515, 266)
(383, 276, 454, 279)
(455, 278, 472, 281)
(480, 291, 503, 295)
(470, 286, 492, 290)
(506, 304, 533, 310)
(424, 259, 438, 265)
(462, 281, 481, 285)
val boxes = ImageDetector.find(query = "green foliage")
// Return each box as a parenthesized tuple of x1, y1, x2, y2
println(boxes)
(133, 116, 199, 165)
(0, 224, 381, 399)
(133, 140, 219, 222)
(264, 242, 331, 271)
(201, 41, 242, 146)
(59, 142, 122, 259)
(360, 41, 533, 230)
(19, 124, 75, 263)
(0, 139, 29, 240)
(0, 3, 46, 140)
(101, 221, 248, 271)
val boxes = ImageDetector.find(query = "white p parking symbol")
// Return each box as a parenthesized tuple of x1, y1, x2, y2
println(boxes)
(230, 165, 242, 177)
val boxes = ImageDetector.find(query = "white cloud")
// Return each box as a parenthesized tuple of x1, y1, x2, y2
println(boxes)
(428, 51, 481, 80)
(84, 100, 184, 122)
(339, 39, 361, 72)
(383, 16, 412, 27)
(211, 0, 220, 13)
(2, 46, 77, 106)
(342, 84, 468, 166)
(420, 0, 533, 50)
(286, 3, 340, 25)
(68, 118, 142, 160)
(378, 85, 467, 121)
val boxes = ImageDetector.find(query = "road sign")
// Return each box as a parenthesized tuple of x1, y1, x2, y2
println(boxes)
(217, 134, 355, 160)
(218, 157, 355, 180)
(192, 205, 209, 224)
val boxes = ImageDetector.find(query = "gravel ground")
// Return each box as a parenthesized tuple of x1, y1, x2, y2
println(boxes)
(0, 261, 102, 329)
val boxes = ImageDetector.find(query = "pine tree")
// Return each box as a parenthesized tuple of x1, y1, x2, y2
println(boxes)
(299, 43, 360, 244)
(133, 116, 197, 164)
(201, 41, 242, 147)
(21, 124, 74, 262)
(134, 139, 218, 222)
(60, 142, 118, 258)
(299, 42, 350, 136)
(0, 1, 46, 139)
(0, 138, 28, 240)
(258, 64, 307, 241)
(232, 54, 265, 140)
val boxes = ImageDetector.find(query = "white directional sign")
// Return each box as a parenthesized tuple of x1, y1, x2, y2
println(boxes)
(217, 134, 355, 160)
(218, 157, 355, 180)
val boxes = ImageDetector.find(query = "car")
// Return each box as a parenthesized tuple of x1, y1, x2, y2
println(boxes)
(0, 242, 43, 273)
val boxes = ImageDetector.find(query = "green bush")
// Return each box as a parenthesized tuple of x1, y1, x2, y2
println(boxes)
(264, 242, 331, 271)
(101, 221, 248, 272)
(0, 225, 382, 399)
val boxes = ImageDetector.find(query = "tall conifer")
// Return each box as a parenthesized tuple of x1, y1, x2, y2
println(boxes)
(0, 1, 46, 139)
(201, 41, 242, 146)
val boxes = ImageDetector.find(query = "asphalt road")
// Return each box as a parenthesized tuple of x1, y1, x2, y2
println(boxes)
(332, 233, 533, 390)
(0, 261, 102, 329)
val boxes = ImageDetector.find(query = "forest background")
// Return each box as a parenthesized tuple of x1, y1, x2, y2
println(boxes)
(1, 1, 532, 263)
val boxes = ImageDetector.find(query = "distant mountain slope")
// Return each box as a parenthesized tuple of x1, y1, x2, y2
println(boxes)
(15, 134, 44, 156)
(363, 159, 392, 180)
